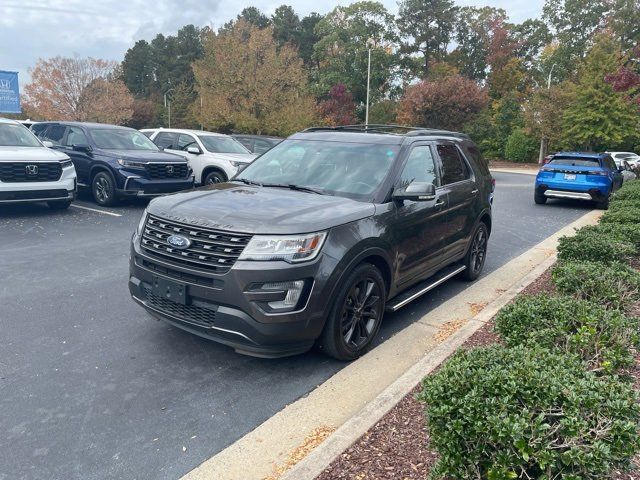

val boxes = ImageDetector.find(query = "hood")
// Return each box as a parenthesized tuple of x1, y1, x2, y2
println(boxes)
(203, 152, 256, 163)
(0, 146, 69, 162)
(98, 149, 187, 163)
(148, 183, 375, 234)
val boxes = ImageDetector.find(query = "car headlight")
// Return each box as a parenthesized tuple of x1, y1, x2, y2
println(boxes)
(238, 231, 327, 263)
(229, 160, 246, 168)
(60, 159, 74, 168)
(118, 159, 147, 169)
(136, 209, 148, 235)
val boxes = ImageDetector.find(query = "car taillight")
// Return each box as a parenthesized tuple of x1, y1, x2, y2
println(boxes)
(588, 170, 608, 176)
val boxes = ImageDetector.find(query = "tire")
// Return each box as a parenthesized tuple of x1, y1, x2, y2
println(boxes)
(596, 195, 610, 210)
(317, 263, 386, 361)
(460, 222, 489, 282)
(203, 170, 226, 185)
(92, 171, 117, 206)
(47, 200, 72, 210)
(534, 189, 547, 204)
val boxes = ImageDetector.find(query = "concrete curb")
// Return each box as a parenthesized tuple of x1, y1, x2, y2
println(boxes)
(490, 167, 538, 176)
(280, 254, 558, 480)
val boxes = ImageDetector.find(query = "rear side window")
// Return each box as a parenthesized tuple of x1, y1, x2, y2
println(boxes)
(399, 145, 438, 187)
(40, 125, 67, 145)
(463, 144, 489, 175)
(549, 157, 600, 167)
(154, 132, 178, 149)
(437, 144, 470, 185)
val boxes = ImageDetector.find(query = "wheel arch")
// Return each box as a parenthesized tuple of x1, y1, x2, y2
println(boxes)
(201, 166, 228, 184)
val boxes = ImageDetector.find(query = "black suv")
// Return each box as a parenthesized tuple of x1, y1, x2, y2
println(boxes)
(129, 125, 493, 360)
(33, 122, 194, 206)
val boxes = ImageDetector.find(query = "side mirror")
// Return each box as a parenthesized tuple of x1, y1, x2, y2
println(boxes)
(393, 182, 436, 202)
(187, 146, 202, 155)
(236, 164, 249, 174)
(42, 140, 54, 148)
(72, 144, 92, 153)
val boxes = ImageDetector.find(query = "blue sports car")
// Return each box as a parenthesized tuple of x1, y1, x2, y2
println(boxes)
(534, 152, 624, 209)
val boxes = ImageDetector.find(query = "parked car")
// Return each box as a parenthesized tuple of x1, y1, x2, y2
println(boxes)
(534, 152, 623, 209)
(539, 153, 555, 165)
(33, 122, 194, 206)
(142, 128, 256, 185)
(232, 134, 282, 155)
(606, 151, 640, 168)
(129, 125, 493, 360)
(0, 118, 76, 209)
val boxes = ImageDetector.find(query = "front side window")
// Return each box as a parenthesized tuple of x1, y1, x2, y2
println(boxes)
(89, 129, 159, 150)
(64, 127, 88, 147)
(236, 139, 401, 200)
(398, 145, 438, 188)
(0, 123, 43, 147)
(438, 144, 470, 185)
(178, 134, 198, 151)
(198, 135, 250, 154)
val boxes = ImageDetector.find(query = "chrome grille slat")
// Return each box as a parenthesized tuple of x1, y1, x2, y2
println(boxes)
(141, 214, 252, 273)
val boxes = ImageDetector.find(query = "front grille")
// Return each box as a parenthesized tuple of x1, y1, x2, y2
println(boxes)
(141, 214, 252, 274)
(0, 189, 68, 201)
(143, 287, 217, 327)
(0, 162, 62, 182)
(145, 163, 189, 179)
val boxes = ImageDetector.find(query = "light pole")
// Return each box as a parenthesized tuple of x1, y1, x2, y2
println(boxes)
(537, 64, 557, 164)
(163, 88, 174, 128)
(365, 37, 376, 127)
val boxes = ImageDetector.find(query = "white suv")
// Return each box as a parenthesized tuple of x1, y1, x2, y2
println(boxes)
(0, 118, 76, 209)
(142, 128, 256, 185)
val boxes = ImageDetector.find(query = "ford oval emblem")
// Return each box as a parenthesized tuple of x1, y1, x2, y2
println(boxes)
(167, 234, 191, 250)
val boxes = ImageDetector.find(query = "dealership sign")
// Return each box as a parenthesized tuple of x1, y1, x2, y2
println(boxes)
(0, 71, 21, 114)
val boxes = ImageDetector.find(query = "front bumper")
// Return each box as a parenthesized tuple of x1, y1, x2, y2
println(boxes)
(128, 234, 337, 357)
(118, 175, 195, 197)
(0, 166, 76, 203)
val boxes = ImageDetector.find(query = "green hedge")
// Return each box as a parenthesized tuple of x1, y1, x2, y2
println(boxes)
(504, 129, 538, 163)
(557, 229, 637, 265)
(419, 346, 640, 479)
(613, 181, 640, 202)
(601, 207, 640, 225)
(495, 295, 639, 373)
(552, 260, 640, 311)
(578, 223, 640, 248)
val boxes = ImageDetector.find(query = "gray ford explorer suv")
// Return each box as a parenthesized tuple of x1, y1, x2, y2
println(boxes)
(129, 125, 494, 360)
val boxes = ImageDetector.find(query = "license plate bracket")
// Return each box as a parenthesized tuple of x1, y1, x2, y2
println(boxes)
(564, 173, 576, 180)
(152, 275, 188, 305)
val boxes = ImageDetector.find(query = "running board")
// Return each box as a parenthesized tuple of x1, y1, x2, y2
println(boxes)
(386, 264, 466, 312)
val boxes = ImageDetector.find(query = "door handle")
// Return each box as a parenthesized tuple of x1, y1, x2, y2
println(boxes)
(471, 189, 479, 195)
(435, 199, 445, 207)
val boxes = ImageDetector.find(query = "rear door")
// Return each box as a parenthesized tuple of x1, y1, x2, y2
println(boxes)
(435, 142, 478, 259)
(392, 143, 450, 286)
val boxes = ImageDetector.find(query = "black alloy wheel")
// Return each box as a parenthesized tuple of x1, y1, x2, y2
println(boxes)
(460, 223, 488, 281)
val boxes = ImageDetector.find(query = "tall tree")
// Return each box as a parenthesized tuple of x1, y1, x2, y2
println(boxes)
(193, 20, 316, 135)
(77, 78, 134, 124)
(397, 0, 458, 78)
(24, 56, 119, 120)
(317, 83, 358, 126)
(313, 1, 400, 107)
(396, 75, 488, 130)
(121, 40, 154, 97)
(299, 13, 323, 67)
(562, 34, 639, 150)
(237, 7, 271, 29)
(272, 5, 301, 48)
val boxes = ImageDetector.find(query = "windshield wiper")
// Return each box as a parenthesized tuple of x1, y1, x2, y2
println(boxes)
(234, 178, 263, 186)
(261, 183, 326, 195)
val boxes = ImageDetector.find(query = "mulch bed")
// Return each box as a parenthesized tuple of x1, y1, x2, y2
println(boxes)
(489, 160, 539, 171)
(316, 262, 640, 480)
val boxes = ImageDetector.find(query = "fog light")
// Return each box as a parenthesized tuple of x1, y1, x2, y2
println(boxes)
(262, 280, 305, 310)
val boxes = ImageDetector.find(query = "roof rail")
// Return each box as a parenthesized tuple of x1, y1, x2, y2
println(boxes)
(302, 124, 469, 139)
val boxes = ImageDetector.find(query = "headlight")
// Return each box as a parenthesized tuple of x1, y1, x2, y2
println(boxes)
(136, 209, 148, 235)
(60, 159, 73, 168)
(229, 160, 246, 168)
(118, 159, 147, 169)
(238, 231, 327, 263)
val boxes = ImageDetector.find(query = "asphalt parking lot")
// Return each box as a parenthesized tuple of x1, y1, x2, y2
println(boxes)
(0, 172, 593, 480)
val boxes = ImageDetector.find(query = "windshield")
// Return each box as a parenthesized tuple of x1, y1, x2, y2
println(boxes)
(549, 156, 600, 167)
(0, 123, 42, 147)
(89, 128, 158, 150)
(199, 135, 250, 154)
(236, 139, 400, 199)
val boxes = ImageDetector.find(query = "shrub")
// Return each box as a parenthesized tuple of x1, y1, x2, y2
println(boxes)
(609, 199, 640, 212)
(495, 295, 639, 373)
(557, 229, 636, 264)
(552, 260, 640, 311)
(504, 128, 538, 163)
(613, 182, 640, 202)
(601, 207, 640, 225)
(579, 223, 640, 248)
(419, 346, 640, 479)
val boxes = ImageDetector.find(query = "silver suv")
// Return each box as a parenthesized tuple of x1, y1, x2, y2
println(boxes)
(0, 118, 76, 209)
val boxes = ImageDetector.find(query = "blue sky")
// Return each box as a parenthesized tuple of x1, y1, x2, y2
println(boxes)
(0, 0, 545, 86)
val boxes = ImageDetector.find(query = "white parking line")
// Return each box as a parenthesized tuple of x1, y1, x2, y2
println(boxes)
(70, 204, 122, 217)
